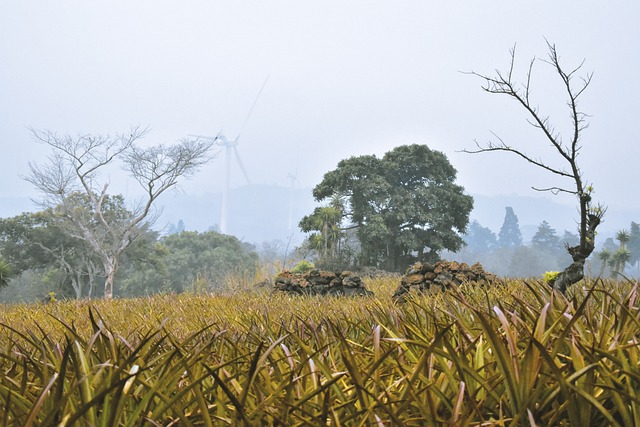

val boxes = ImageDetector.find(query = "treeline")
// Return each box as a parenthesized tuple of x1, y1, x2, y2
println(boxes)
(449, 206, 640, 278)
(0, 209, 258, 303)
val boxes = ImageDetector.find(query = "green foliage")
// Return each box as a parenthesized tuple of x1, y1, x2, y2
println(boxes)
(0, 204, 163, 300)
(0, 210, 105, 299)
(0, 258, 12, 288)
(463, 220, 497, 252)
(1, 279, 640, 424)
(0, 210, 67, 273)
(616, 229, 631, 248)
(117, 230, 259, 296)
(542, 270, 559, 284)
(532, 220, 561, 252)
(308, 144, 473, 271)
(290, 259, 314, 274)
(299, 203, 345, 268)
(498, 206, 522, 248)
(610, 247, 631, 278)
(0, 209, 259, 300)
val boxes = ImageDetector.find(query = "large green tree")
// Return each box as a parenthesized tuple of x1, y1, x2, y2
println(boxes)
(308, 144, 473, 271)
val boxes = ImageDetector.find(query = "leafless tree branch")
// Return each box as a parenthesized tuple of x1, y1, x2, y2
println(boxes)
(25, 128, 214, 298)
(463, 42, 602, 293)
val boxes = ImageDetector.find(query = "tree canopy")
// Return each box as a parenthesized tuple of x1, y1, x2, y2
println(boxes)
(531, 220, 561, 253)
(117, 230, 259, 296)
(306, 144, 473, 271)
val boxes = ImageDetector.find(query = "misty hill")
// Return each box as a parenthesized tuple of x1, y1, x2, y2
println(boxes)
(156, 185, 318, 246)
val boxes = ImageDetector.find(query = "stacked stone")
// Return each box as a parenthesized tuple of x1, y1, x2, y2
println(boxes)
(274, 269, 374, 297)
(393, 261, 497, 301)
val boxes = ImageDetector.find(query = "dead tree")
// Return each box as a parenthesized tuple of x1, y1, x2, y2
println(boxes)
(464, 42, 605, 293)
(26, 126, 214, 298)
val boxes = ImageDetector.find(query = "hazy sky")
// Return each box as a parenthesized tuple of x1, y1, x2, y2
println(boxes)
(2, 2, 639, 217)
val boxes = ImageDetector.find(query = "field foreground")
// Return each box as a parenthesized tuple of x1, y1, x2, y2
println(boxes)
(1, 278, 639, 426)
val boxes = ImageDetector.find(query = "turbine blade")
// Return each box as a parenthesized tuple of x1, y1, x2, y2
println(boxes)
(235, 74, 270, 142)
(187, 134, 217, 140)
(233, 146, 252, 186)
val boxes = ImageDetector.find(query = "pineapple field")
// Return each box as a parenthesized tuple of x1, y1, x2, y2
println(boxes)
(1, 277, 640, 426)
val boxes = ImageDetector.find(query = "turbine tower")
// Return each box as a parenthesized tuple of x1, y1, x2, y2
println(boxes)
(190, 76, 269, 234)
(217, 134, 251, 234)
(287, 171, 298, 231)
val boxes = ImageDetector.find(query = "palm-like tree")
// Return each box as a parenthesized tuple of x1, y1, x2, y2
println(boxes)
(610, 248, 631, 277)
(616, 229, 631, 250)
(300, 198, 345, 266)
(0, 259, 13, 288)
(316, 206, 342, 262)
(598, 249, 611, 277)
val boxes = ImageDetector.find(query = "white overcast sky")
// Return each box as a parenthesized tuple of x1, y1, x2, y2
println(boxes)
(1, 1, 639, 215)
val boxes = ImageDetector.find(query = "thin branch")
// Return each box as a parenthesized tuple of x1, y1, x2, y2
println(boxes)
(531, 186, 577, 195)
(461, 134, 573, 179)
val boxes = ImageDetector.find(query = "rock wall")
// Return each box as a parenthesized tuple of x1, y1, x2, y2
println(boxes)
(393, 261, 498, 301)
(274, 269, 374, 297)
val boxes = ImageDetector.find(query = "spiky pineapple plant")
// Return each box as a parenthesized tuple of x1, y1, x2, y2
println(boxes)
(0, 277, 639, 425)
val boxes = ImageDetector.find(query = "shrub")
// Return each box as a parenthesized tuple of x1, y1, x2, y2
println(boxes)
(290, 259, 314, 274)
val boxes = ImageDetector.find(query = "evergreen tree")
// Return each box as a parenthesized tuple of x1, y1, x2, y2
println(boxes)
(498, 207, 522, 248)
(531, 221, 561, 252)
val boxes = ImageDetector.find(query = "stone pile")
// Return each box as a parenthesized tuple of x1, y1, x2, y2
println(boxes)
(274, 269, 374, 297)
(393, 260, 498, 301)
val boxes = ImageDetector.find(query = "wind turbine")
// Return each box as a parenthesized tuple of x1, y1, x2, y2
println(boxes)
(190, 76, 269, 234)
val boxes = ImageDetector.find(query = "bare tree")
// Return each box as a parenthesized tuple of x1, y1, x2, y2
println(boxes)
(464, 42, 605, 293)
(26, 126, 214, 298)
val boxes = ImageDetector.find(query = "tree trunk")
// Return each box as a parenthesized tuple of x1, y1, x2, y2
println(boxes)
(71, 271, 82, 299)
(553, 213, 601, 293)
(103, 258, 118, 299)
(599, 261, 607, 277)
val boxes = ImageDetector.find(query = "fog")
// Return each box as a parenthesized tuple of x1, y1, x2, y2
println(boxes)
(1, 2, 639, 240)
